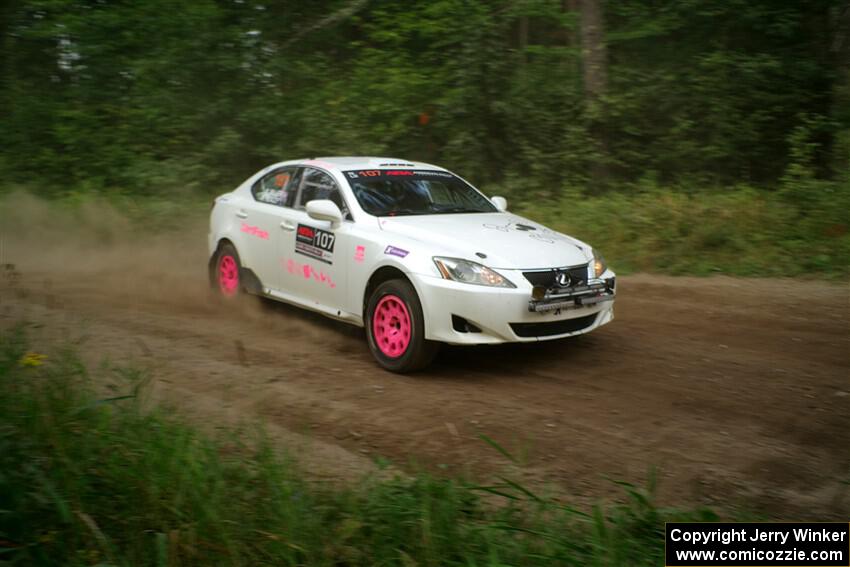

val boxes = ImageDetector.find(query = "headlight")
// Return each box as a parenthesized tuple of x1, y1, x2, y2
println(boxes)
(592, 249, 607, 278)
(433, 257, 515, 288)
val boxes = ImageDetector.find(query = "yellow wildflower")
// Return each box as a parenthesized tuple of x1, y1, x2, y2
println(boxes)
(19, 352, 47, 367)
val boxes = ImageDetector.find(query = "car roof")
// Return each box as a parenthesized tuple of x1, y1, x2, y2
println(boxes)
(298, 156, 447, 172)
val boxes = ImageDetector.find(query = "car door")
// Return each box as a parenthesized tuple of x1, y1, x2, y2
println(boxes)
(241, 166, 301, 292)
(278, 166, 353, 312)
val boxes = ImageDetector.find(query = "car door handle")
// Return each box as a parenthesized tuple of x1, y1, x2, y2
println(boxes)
(236, 210, 248, 219)
(280, 221, 296, 231)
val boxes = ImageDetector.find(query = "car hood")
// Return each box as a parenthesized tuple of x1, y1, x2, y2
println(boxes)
(377, 213, 591, 269)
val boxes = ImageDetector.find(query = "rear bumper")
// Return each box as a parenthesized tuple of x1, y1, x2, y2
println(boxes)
(412, 269, 615, 345)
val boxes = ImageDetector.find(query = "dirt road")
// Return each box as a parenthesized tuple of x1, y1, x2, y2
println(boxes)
(1, 197, 848, 519)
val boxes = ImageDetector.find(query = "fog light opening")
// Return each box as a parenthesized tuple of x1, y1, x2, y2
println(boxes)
(451, 315, 482, 333)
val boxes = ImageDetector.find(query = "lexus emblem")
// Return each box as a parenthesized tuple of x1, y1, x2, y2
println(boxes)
(555, 272, 571, 287)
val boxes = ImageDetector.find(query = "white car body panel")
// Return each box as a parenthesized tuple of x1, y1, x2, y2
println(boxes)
(209, 157, 615, 345)
(377, 213, 591, 270)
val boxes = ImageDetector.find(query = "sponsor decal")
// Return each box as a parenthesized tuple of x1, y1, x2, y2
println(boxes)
(241, 222, 269, 240)
(384, 245, 409, 258)
(410, 170, 453, 177)
(482, 221, 556, 244)
(483, 221, 512, 233)
(344, 169, 453, 179)
(295, 223, 335, 264)
(354, 245, 366, 263)
(529, 232, 556, 244)
(284, 258, 336, 288)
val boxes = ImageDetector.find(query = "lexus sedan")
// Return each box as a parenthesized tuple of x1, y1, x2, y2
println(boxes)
(209, 157, 615, 372)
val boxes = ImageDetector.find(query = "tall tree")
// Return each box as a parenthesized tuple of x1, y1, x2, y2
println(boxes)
(579, 0, 608, 182)
(579, 0, 607, 100)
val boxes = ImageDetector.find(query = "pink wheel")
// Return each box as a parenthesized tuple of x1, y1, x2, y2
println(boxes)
(217, 254, 240, 297)
(372, 294, 411, 358)
(366, 279, 439, 372)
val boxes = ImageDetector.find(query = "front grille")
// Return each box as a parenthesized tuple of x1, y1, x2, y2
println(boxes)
(510, 313, 598, 338)
(523, 264, 589, 289)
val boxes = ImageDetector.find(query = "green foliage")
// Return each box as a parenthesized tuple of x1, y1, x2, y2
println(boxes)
(0, 0, 847, 277)
(0, 0, 846, 195)
(0, 325, 715, 565)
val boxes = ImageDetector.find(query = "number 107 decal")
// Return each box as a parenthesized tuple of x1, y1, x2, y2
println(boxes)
(295, 224, 335, 264)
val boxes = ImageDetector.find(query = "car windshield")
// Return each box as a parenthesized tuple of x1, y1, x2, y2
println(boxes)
(344, 169, 497, 216)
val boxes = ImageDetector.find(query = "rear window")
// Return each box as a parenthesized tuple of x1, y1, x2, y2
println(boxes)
(344, 169, 496, 216)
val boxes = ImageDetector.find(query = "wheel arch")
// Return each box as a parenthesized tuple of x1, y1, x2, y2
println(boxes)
(209, 238, 263, 294)
(362, 265, 413, 318)
(362, 266, 439, 372)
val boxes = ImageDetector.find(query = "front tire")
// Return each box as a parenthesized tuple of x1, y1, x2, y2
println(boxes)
(366, 279, 438, 373)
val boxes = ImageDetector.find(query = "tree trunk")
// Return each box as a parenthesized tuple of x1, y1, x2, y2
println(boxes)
(579, 0, 609, 183)
(579, 0, 607, 100)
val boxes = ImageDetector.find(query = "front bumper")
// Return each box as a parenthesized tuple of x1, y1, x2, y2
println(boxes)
(412, 269, 616, 345)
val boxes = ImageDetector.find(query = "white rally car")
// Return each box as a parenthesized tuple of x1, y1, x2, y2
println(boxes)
(209, 157, 615, 372)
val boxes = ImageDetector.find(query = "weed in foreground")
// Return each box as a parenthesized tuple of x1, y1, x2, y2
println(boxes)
(0, 324, 715, 566)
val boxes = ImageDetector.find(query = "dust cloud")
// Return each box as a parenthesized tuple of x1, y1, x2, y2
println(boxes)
(0, 191, 344, 344)
(0, 192, 208, 307)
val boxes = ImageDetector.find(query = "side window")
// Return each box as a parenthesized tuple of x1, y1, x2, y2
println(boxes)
(296, 167, 351, 220)
(251, 167, 300, 208)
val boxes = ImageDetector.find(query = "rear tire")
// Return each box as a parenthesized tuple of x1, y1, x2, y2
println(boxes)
(213, 243, 242, 298)
(366, 279, 439, 373)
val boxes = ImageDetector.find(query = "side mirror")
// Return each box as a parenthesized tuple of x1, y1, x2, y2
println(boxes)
(491, 196, 507, 212)
(306, 199, 343, 226)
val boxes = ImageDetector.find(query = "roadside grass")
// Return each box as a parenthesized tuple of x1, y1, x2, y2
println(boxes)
(2, 179, 847, 279)
(0, 324, 717, 566)
(511, 182, 850, 278)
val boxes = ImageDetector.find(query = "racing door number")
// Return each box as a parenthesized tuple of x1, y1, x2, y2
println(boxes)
(295, 224, 335, 264)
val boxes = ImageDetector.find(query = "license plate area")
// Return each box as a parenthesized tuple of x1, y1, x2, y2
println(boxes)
(528, 281, 614, 313)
